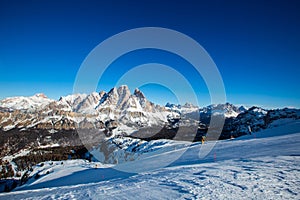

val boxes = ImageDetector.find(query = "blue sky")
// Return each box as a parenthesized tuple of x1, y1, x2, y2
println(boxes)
(0, 0, 299, 108)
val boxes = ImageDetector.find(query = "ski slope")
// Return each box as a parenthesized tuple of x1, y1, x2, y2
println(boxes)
(0, 121, 299, 199)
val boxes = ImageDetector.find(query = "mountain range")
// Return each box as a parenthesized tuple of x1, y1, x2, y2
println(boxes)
(0, 85, 300, 189)
(0, 85, 299, 139)
(0, 85, 172, 132)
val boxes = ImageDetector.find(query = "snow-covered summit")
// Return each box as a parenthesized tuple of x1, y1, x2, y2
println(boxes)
(0, 93, 54, 111)
(199, 102, 246, 118)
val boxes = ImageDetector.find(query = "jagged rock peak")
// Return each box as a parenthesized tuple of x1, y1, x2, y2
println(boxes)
(117, 85, 131, 95)
(107, 87, 117, 95)
(99, 91, 106, 98)
(134, 88, 145, 99)
(107, 85, 131, 96)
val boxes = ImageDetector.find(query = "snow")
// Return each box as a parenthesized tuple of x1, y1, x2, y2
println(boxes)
(38, 143, 60, 149)
(58, 93, 88, 111)
(2, 149, 32, 177)
(18, 160, 108, 189)
(0, 120, 299, 199)
(115, 124, 137, 135)
(2, 124, 15, 131)
(0, 94, 54, 111)
(2, 149, 31, 163)
(268, 118, 298, 128)
(199, 103, 245, 119)
(238, 119, 300, 139)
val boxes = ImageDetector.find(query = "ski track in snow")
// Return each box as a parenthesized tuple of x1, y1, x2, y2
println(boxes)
(0, 128, 300, 199)
(1, 156, 299, 200)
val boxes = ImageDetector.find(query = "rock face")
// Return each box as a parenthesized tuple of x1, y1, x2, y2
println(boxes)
(134, 88, 145, 99)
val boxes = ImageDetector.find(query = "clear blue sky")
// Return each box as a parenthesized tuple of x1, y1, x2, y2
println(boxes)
(0, 0, 299, 108)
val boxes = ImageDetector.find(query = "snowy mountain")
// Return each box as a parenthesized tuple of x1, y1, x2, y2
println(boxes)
(0, 86, 299, 141)
(0, 85, 175, 132)
(199, 102, 246, 121)
(0, 93, 54, 112)
(95, 86, 168, 126)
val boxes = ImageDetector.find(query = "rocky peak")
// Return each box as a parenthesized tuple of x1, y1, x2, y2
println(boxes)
(75, 92, 102, 113)
(117, 85, 131, 98)
(106, 85, 130, 97)
(98, 86, 131, 109)
(238, 106, 247, 113)
(107, 87, 117, 96)
(99, 91, 106, 99)
(116, 85, 131, 109)
(247, 106, 268, 115)
(134, 88, 145, 99)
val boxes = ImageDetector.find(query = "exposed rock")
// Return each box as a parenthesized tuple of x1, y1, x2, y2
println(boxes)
(134, 88, 145, 99)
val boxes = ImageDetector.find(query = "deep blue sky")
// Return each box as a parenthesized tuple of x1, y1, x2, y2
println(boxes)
(0, 0, 299, 108)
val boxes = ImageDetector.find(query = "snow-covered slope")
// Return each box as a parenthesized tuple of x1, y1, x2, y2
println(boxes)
(0, 93, 54, 112)
(0, 121, 299, 199)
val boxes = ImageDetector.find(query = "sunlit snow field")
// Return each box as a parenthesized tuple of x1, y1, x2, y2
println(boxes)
(1, 121, 299, 200)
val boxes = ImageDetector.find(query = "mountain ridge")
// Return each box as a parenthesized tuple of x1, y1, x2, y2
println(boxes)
(0, 85, 300, 141)
(0, 85, 244, 134)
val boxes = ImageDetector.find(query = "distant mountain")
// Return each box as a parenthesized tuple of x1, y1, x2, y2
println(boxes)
(0, 93, 54, 112)
(200, 103, 246, 118)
